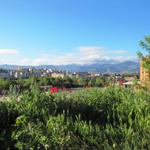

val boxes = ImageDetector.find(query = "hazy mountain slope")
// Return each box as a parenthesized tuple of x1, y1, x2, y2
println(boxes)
(0, 61, 139, 73)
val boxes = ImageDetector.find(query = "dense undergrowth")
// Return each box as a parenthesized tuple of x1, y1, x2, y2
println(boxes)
(0, 87, 150, 150)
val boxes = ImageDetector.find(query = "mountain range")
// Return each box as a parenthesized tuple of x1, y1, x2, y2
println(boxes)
(0, 61, 139, 73)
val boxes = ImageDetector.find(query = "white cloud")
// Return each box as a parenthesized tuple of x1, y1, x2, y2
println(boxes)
(0, 49, 20, 64)
(0, 47, 133, 65)
(0, 49, 19, 55)
(24, 47, 106, 65)
(29, 47, 132, 65)
(109, 56, 136, 62)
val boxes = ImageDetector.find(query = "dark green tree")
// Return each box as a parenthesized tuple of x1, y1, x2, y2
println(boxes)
(0, 78, 10, 94)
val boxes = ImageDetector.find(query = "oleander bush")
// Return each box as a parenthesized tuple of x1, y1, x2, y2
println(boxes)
(0, 87, 150, 149)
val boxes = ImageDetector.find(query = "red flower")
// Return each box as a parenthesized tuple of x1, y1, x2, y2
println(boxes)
(50, 87, 59, 94)
(62, 87, 66, 91)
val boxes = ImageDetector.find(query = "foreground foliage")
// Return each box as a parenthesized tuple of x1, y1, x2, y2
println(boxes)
(0, 87, 150, 150)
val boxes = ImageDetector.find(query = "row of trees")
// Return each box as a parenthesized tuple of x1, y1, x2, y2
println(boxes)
(0, 76, 112, 95)
(0, 68, 8, 73)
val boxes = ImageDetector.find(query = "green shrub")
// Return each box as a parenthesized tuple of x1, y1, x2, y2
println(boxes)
(0, 100, 19, 149)
(0, 87, 150, 149)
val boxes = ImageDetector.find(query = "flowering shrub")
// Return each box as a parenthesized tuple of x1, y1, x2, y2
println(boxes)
(50, 87, 73, 94)
(50, 87, 59, 94)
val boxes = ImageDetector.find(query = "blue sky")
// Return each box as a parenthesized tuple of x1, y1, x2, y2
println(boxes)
(0, 0, 150, 65)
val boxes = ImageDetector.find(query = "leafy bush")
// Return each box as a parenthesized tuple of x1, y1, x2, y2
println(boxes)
(0, 87, 150, 149)
(0, 100, 19, 149)
(0, 78, 10, 94)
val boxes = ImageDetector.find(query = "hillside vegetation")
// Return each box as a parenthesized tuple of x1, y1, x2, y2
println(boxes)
(0, 87, 150, 150)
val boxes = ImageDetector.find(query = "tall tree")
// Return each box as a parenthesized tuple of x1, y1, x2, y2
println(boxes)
(137, 36, 150, 69)
(140, 36, 150, 55)
(138, 36, 150, 90)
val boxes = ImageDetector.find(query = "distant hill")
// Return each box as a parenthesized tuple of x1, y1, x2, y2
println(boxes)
(0, 61, 139, 73)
